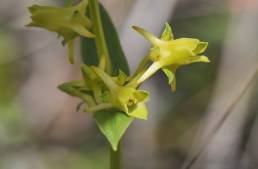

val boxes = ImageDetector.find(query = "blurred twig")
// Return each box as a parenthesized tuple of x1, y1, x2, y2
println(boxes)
(181, 64, 258, 169)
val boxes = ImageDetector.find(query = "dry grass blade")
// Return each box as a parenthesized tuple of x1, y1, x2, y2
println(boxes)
(181, 64, 258, 169)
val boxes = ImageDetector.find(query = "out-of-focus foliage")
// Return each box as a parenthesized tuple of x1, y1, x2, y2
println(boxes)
(0, 28, 29, 147)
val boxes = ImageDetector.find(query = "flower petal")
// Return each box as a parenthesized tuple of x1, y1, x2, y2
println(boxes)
(192, 55, 210, 63)
(161, 22, 174, 41)
(81, 65, 97, 81)
(134, 90, 149, 102)
(193, 42, 208, 54)
(92, 66, 118, 91)
(128, 103, 148, 120)
(158, 47, 195, 66)
(70, 24, 95, 38)
(58, 80, 95, 106)
(162, 67, 177, 91)
(117, 70, 128, 85)
(117, 87, 135, 113)
(173, 38, 200, 51)
(132, 26, 161, 46)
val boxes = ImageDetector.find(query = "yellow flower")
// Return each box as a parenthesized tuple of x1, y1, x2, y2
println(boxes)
(92, 67, 149, 120)
(27, 0, 95, 64)
(58, 65, 149, 120)
(133, 23, 210, 91)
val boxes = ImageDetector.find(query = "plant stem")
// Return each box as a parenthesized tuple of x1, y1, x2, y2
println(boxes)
(127, 62, 161, 88)
(132, 54, 150, 78)
(88, 1, 121, 168)
(110, 144, 122, 169)
(88, 0, 112, 74)
(137, 62, 161, 84)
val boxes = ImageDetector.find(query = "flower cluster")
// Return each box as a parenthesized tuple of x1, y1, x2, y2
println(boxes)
(27, 0, 211, 153)
(59, 65, 149, 120)
(58, 23, 209, 120)
(27, 0, 95, 64)
(28, 0, 209, 120)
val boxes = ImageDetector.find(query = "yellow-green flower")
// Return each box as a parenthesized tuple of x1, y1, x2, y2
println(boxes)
(133, 23, 210, 91)
(27, 0, 95, 64)
(58, 80, 96, 107)
(92, 66, 149, 120)
(58, 65, 149, 119)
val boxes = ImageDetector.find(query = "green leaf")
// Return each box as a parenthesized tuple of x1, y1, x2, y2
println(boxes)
(94, 111, 133, 151)
(81, 3, 129, 75)
(80, 3, 132, 151)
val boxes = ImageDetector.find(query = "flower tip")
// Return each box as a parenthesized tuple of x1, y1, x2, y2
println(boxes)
(25, 22, 38, 27)
(25, 23, 32, 27)
(57, 83, 67, 92)
(200, 56, 210, 63)
(171, 85, 176, 92)
(75, 27, 95, 38)
(132, 26, 150, 37)
(141, 116, 148, 120)
(132, 26, 160, 46)
(132, 25, 144, 33)
(87, 32, 96, 38)
(28, 4, 39, 13)
(112, 145, 118, 152)
(161, 22, 174, 40)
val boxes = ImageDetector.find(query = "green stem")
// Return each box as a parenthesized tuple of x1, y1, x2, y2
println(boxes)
(132, 54, 150, 78)
(110, 144, 122, 169)
(127, 62, 161, 88)
(137, 62, 161, 84)
(88, 0, 112, 73)
(126, 55, 150, 88)
(88, 1, 121, 168)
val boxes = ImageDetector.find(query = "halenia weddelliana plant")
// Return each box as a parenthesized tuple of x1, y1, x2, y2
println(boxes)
(27, 0, 209, 168)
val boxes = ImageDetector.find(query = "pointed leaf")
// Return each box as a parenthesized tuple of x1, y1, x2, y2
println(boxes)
(94, 111, 133, 151)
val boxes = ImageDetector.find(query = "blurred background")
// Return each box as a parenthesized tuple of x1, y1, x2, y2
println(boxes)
(0, 0, 258, 168)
